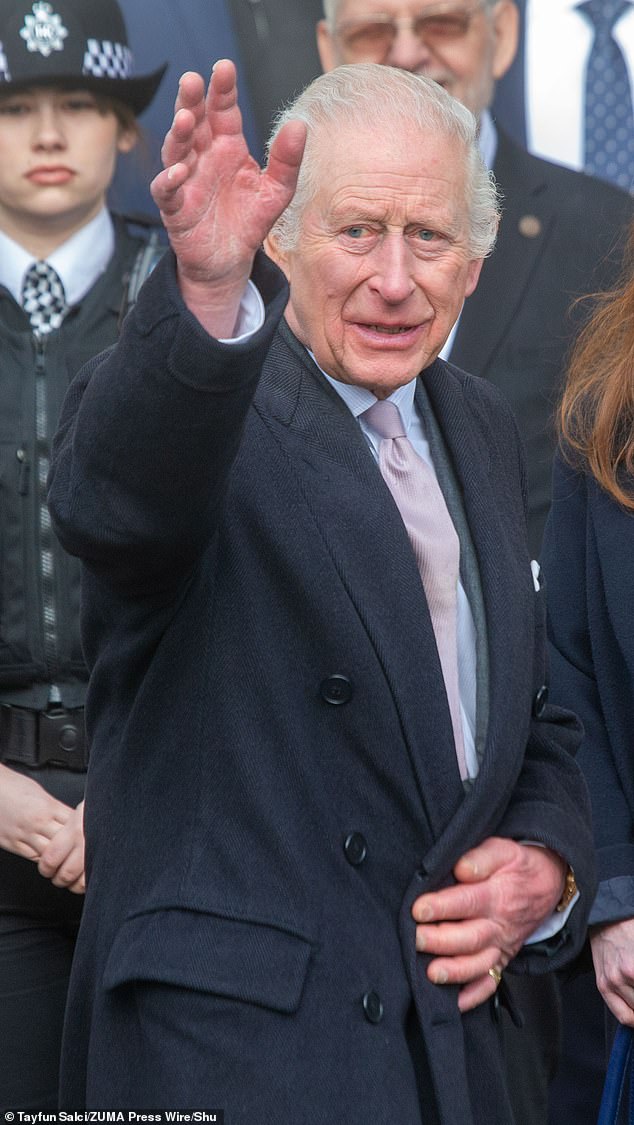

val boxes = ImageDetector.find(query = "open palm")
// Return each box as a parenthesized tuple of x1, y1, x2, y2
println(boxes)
(151, 62, 305, 300)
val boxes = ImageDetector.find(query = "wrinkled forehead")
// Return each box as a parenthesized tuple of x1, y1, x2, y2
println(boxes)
(309, 106, 467, 162)
(306, 116, 471, 209)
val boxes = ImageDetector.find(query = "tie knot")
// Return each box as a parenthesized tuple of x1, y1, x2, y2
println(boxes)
(578, 0, 630, 30)
(21, 260, 67, 335)
(363, 400, 407, 440)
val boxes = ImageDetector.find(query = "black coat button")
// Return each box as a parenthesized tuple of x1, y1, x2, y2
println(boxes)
(533, 685, 548, 718)
(344, 832, 367, 866)
(320, 675, 353, 705)
(362, 991, 384, 1024)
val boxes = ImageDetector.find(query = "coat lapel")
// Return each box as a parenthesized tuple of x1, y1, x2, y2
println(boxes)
(416, 361, 535, 865)
(256, 324, 467, 838)
(256, 327, 534, 863)
(450, 131, 555, 377)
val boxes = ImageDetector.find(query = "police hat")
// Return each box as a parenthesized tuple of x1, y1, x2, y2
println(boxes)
(0, 0, 167, 114)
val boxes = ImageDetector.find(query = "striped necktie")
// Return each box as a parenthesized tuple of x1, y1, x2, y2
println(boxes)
(363, 399, 467, 780)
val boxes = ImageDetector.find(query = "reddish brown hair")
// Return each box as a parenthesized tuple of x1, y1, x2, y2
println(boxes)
(559, 224, 634, 509)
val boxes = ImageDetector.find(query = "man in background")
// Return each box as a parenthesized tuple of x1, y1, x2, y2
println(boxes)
(494, 0, 634, 192)
(318, 0, 634, 556)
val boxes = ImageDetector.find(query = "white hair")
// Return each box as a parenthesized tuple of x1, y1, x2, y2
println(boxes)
(267, 64, 500, 258)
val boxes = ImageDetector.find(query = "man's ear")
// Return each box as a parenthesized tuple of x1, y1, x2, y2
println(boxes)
(491, 0, 520, 82)
(263, 231, 290, 280)
(316, 18, 339, 72)
(464, 257, 485, 298)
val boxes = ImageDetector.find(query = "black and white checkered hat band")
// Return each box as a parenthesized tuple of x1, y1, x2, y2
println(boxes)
(0, 36, 132, 81)
(83, 39, 132, 80)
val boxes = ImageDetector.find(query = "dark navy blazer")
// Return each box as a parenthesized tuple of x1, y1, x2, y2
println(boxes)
(542, 452, 634, 926)
(49, 251, 595, 1121)
(491, 0, 528, 146)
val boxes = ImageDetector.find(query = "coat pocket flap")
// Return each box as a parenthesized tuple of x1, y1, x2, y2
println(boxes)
(103, 908, 313, 1014)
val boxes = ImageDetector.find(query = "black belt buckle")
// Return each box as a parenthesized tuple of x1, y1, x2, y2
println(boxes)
(38, 707, 87, 769)
(0, 703, 87, 770)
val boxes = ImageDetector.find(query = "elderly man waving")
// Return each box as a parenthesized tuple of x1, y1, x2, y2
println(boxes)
(49, 62, 593, 1123)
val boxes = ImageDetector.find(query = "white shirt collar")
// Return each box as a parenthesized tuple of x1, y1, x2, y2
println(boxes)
(315, 357, 418, 430)
(0, 207, 114, 306)
(478, 109, 497, 170)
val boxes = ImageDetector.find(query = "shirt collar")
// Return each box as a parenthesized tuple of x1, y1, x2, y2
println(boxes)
(478, 109, 497, 170)
(311, 352, 418, 431)
(0, 207, 114, 306)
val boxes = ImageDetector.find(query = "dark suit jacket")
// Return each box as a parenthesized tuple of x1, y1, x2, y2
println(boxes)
(227, 0, 323, 144)
(112, 0, 323, 216)
(542, 453, 634, 927)
(491, 0, 527, 146)
(449, 130, 634, 555)
(50, 251, 595, 1120)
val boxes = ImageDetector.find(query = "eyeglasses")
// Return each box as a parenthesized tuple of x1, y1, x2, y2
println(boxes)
(334, 4, 486, 60)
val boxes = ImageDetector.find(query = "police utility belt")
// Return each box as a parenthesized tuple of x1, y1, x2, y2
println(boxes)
(0, 704, 87, 770)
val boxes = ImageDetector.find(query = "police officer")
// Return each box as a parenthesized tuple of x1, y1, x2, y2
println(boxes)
(0, 0, 165, 1109)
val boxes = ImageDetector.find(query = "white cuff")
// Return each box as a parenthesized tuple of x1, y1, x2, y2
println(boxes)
(218, 280, 265, 343)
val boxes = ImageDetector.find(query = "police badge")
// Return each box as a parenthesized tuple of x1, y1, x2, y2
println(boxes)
(20, 1, 68, 58)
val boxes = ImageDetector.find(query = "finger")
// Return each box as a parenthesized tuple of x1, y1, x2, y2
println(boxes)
(426, 946, 503, 986)
(15, 815, 69, 858)
(458, 971, 500, 1013)
(160, 107, 197, 172)
(416, 917, 496, 956)
(454, 836, 518, 883)
(66, 875, 86, 895)
(151, 161, 191, 217)
(206, 58, 244, 141)
(37, 825, 78, 878)
(51, 862, 83, 889)
(264, 120, 307, 197)
(37, 845, 68, 879)
(412, 881, 490, 924)
(600, 971, 634, 1012)
(16, 840, 44, 861)
(36, 819, 80, 877)
(41, 845, 83, 887)
(599, 986, 634, 1027)
(173, 70, 207, 118)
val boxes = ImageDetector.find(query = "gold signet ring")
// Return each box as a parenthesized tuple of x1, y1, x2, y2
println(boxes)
(488, 966, 502, 987)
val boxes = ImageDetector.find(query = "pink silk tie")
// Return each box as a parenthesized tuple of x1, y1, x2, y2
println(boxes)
(363, 400, 467, 780)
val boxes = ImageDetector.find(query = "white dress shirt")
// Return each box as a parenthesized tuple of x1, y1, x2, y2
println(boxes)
(525, 0, 634, 171)
(0, 208, 115, 304)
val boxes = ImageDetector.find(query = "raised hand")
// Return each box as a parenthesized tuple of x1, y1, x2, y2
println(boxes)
(151, 60, 306, 337)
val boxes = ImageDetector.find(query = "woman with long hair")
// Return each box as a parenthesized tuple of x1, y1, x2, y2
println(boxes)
(541, 223, 634, 1103)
